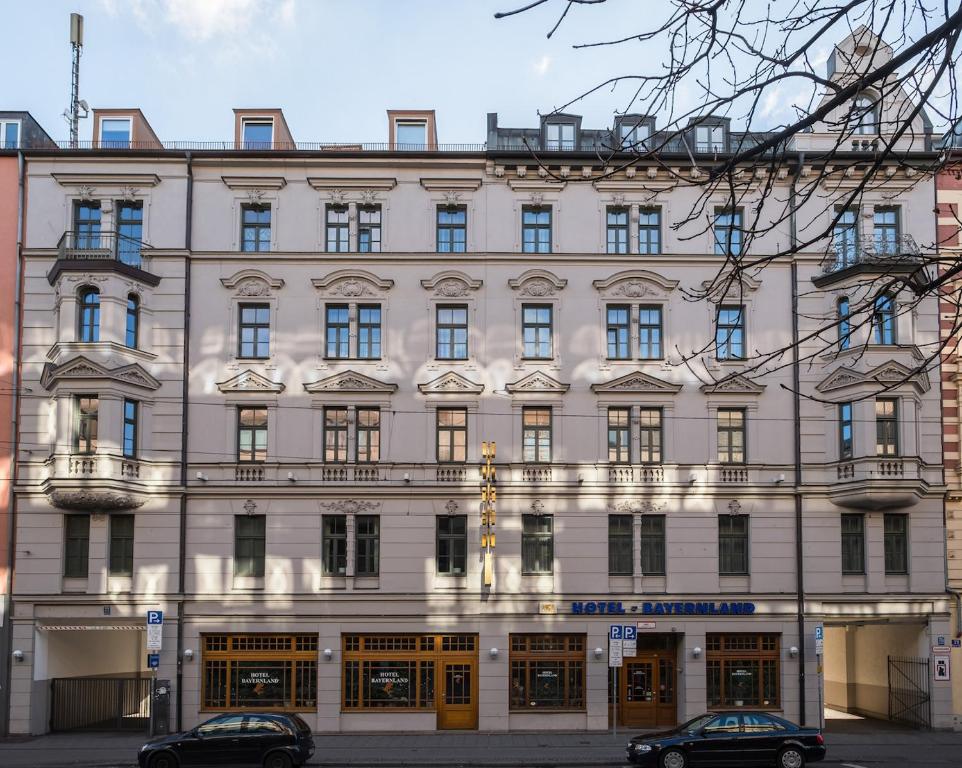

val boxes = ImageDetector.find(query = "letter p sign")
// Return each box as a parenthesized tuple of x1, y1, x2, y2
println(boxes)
(147, 611, 163, 625)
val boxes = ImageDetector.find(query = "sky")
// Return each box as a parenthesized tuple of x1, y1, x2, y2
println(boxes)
(0, 0, 954, 145)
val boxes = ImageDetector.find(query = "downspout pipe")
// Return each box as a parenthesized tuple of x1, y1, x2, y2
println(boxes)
(790, 151, 808, 726)
(176, 152, 193, 732)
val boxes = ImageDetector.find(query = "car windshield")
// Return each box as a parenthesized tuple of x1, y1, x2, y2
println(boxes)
(681, 714, 718, 733)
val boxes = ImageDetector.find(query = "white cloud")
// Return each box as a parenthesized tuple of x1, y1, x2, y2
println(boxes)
(761, 85, 783, 119)
(164, 0, 260, 41)
(533, 54, 552, 77)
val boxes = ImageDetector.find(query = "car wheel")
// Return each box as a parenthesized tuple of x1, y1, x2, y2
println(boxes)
(263, 752, 293, 768)
(778, 746, 806, 768)
(148, 752, 178, 768)
(660, 748, 687, 768)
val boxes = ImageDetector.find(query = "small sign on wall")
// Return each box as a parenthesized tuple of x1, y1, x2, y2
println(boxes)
(935, 656, 951, 682)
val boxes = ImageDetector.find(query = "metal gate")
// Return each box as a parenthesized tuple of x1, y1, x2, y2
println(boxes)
(887, 656, 931, 728)
(51, 677, 151, 732)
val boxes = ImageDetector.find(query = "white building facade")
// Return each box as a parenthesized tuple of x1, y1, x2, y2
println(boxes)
(7, 30, 954, 734)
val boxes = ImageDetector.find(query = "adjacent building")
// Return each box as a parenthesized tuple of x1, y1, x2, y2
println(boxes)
(4, 28, 956, 734)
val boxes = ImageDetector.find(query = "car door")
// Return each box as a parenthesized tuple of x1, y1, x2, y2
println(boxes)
(241, 715, 290, 764)
(739, 714, 785, 764)
(182, 714, 246, 766)
(688, 714, 742, 765)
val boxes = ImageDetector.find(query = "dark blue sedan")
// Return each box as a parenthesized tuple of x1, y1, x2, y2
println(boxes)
(626, 711, 826, 768)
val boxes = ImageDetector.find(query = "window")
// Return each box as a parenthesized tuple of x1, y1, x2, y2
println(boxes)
(355, 515, 380, 576)
(640, 515, 666, 575)
(545, 123, 575, 151)
(238, 304, 270, 359)
(717, 409, 746, 464)
(876, 398, 899, 456)
(716, 305, 745, 360)
(109, 514, 134, 576)
(629, 409, 660, 465)
(324, 304, 350, 359)
(607, 408, 630, 463)
(356, 305, 382, 359)
(706, 633, 779, 709)
(322, 516, 347, 575)
(522, 304, 553, 359)
(238, 407, 267, 462)
(522, 515, 554, 574)
(620, 122, 650, 149)
(838, 297, 851, 350)
(851, 94, 878, 135)
(638, 306, 663, 359)
(608, 515, 633, 575)
(874, 207, 899, 256)
(742, 713, 786, 733)
(606, 305, 630, 359)
(324, 407, 349, 463)
(0, 119, 20, 149)
(841, 514, 865, 575)
(116, 201, 143, 267)
(437, 206, 467, 253)
(695, 124, 725, 152)
(437, 516, 467, 576)
(510, 634, 585, 710)
(123, 399, 138, 459)
(719, 515, 749, 575)
(358, 205, 382, 252)
(202, 633, 318, 711)
(73, 395, 98, 454)
(522, 206, 552, 253)
(356, 408, 380, 463)
(325, 205, 349, 252)
(436, 304, 468, 360)
(436, 408, 467, 463)
(839, 402, 853, 460)
(63, 514, 90, 578)
(234, 515, 266, 578)
(522, 407, 552, 463)
(241, 204, 271, 252)
(884, 514, 908, 574)
(833, 208, 859, 268)
(125, 294, 139, 349)
(607, 208, 629, 254)
(872, 294, 896, 345)
(100, 117, 131, 148)
(395, 121, 427, 148)
(639, 207, 662, 254)
(78, 287, 100, 342)
(73, 201, 101, 249)
(713, 208, 742, 256)
(242, 119, 273, 149)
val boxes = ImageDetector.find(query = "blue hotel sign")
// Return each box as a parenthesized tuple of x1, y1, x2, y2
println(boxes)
(571, 600, 757, 616)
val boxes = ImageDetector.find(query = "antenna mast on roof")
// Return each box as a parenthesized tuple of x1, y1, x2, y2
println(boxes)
(63, 13, 89, 148)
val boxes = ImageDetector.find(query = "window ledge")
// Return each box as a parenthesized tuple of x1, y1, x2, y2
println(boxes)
(62, 577, 88, 593)
(232, 576, 265, 591)
(354, 576, 380, 589)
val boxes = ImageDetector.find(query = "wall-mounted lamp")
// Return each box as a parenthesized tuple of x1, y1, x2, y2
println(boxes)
(489, 647, 499, 659)
(594, 647, 604, 659)
(692, 646, 702, 659)
(183, 649, 194, 661)
(323, 648, 333, 660)
(287, 472, 297, 483)
(12, 650, 23, 662)
(774, 473, 786, 484)
(403, 473, 411, 484)
(196, 472, 208, 482)
(789, 646, 799, 658)
(688, 472, 698, 485)
(577, 474, 584, 485)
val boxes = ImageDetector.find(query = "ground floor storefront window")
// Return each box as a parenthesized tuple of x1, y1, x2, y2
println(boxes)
(202, 634, 318, 711)
(706, 633, 780, 709)
(510, 634, 586, 711)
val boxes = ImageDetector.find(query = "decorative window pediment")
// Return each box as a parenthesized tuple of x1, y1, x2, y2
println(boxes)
(505, 371, 570, 394)
(593, 269, 679, 299)
(217, 369, 285, 394)
(700, 374, 766, 395)
(304, 370, 398, 394)
(312, 269, 394, 297)
(816, 360, 929, 394)
(591, 370, 683, 394)
(420, 270, 483, 297)
(508, 269, 568, 297)
(700, 272, 762, 303)
(220, 269, 285, 297)
(418, 371, 484, 395)
(41, 356, 160, 391)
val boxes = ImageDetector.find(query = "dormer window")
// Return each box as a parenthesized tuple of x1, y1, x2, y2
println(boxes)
(619, 121, 650, 149)
(545, 123, 575, 151)
(100, 118, 131, 148)
(850, 95, 878, 135)
(0, 119, 20, 149)
(695, 124, 725, 153)
(395, 121, 427, 149)
(242, 119, 274, 149)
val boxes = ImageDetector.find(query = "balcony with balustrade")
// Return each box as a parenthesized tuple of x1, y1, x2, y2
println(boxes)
(48, 231, 158, 286)
(40, 452, 172, 510)
(814, 455, 936, 510)
(814, 234, 925, 287)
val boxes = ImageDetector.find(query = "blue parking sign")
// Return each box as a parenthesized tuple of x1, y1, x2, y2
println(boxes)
(624, 625, 637, 641)
(610, 625, 623, 640)
(147, 611, 163, 625)
(147, 653, 160, 669)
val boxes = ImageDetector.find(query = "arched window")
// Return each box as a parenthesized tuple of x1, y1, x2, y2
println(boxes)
(78, 287, 100, 342)
(872, 294, 896, 345)
(851, 94, 878, 135)
(125, 294, 140, 349)
(837, 297, 851, 350)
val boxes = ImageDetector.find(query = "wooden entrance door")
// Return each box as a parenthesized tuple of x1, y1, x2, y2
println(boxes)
(619, 654, 676, 728)
(437, 660, 478, 729)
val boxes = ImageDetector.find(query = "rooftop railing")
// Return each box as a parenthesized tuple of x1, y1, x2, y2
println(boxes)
(52, 140, 489, 152)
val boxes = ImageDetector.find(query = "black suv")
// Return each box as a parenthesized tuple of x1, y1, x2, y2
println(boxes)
(138, 712, 314, 768)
